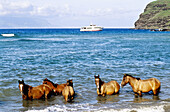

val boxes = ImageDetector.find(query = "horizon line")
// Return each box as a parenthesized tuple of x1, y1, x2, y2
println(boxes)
(0, 26, 134, 29)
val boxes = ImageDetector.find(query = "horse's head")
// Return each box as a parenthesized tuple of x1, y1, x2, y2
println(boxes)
(121, 74, 130, 88)
(94, 75, 100, 89)
(43, 78, 50, 84)
(67, 80, 73, 87)
(18, 80, 25, 95)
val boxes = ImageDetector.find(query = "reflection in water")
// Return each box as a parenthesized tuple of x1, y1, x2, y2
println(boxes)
(21, 96, 58, 111)
(133, 96, 160, 103)
(22, 99, 49, 107)
(96, 94, 120, 103)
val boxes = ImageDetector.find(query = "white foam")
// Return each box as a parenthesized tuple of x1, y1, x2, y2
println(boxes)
(26, 104, 166, 112)
(26, 104, 91, 112)
(21, 38, 67, 41)
(96, 105, 165, 112)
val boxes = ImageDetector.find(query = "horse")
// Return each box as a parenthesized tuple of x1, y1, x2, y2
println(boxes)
(62, 80, 75, 102)
(18, 80, 53, 100)
(43, 78, 67, 95)
(94, 75, 120, 97)
(121, 74, 161, 97)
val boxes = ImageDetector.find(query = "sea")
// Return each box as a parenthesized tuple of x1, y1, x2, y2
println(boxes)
(0, 29, 169, 112)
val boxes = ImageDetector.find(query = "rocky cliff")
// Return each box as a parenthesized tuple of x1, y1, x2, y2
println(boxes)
(135, 0, 170, 29)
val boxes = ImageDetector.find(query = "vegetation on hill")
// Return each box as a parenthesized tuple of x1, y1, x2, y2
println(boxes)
(135, 0, 170, 29)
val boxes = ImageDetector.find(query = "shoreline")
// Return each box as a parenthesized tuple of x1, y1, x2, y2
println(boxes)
(0, 27, 133, 29)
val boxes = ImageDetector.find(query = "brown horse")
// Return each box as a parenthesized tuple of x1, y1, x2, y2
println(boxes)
(43, 78, 67, 95)
(18, 80, 53, 100)
(94, 75, 120, 97)
(62, 80, 75, 102)
(121, 74, 161, 97)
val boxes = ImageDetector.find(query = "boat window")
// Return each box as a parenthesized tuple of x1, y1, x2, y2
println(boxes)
(95, 27, 101, 29)
(87, 27, 92, 29)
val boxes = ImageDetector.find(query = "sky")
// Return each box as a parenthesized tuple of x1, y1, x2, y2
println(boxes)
(0, 0, 155, 28)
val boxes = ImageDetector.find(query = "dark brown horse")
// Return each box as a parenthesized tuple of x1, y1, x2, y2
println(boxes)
(18, 80, 53, 100)
(121, 74, 161, 97)
(43, 78, 67, 95)
(62, 80, 75, 102)
(94, 75, 120, 97)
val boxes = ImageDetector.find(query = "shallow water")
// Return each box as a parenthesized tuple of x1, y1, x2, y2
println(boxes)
(0, 29, 170, 112)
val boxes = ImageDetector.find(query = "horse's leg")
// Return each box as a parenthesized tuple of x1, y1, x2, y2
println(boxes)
(44, 90, 50, 99)
(44, 91, 48, 99)
(134, 92, 138, 97)
(45, 86, 53, 99)
(138, 91, 142, 97)
(64, 95, 68, 102)
(101, 86, 106, 97)
(115, 89, 119, 94)
(71, 96, 74, 100)
(153, 88, 160, 96)
(101, 91, 105, 96)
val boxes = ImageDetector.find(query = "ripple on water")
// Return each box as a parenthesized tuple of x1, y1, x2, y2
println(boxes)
(0, 29, 170, 112)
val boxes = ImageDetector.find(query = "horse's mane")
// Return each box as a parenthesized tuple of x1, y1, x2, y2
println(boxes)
(125, 74, 141, 80)
(22, 83, 32, 95)
(44, 78, 57, 87)
(94, 75, 105, 84)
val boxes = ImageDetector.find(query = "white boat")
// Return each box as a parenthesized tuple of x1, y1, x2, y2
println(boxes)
(1, 34, 15, 37)
(80, 24, 103, 31)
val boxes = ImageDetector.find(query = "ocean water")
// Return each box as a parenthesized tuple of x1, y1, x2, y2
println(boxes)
(0, 29, 169, 112)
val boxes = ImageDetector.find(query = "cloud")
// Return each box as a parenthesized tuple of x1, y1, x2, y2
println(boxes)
(0, 1, 52, 27)
(85, 8, 112, 17)
(0, 1, 34, 16)
(0, 1, 72, 17)
(0, 0, 154, 27)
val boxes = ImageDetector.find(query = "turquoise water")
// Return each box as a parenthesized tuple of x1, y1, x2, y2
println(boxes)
(0, 29, 170, 112)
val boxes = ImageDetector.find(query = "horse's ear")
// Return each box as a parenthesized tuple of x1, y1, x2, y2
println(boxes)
(98, 74, 100, 77)
(94, 75, 99, 78)
(94, 75, 98, 78)
(18, 80, 24, 84)
(124, 74, 127, 76)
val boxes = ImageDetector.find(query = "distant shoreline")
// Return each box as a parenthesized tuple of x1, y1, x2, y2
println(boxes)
(0, 27, 133, 29)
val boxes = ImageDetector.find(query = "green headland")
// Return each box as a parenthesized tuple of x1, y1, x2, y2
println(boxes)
(135, 0, 170, 30)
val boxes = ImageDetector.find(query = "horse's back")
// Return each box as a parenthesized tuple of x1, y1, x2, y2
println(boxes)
(142, 78, 160, 86)
(139, 78, 161, 92)
(109, 80, 120, 88)
(56, 83, 67, 94)
(33, 84, 53, 94)
(57, 83, 67, 89)
(105, 80, 120, 94)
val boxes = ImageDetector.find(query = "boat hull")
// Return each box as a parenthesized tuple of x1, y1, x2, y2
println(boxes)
(1, 34, 15, 37)
(80, 29, 102, 32)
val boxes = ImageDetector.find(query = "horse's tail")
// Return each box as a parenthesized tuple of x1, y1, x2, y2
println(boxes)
(43, 85, 54, 98)
(153, 78, 161, 94)
(158, 85, 161, 92)
(155, 78, 161, 89)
